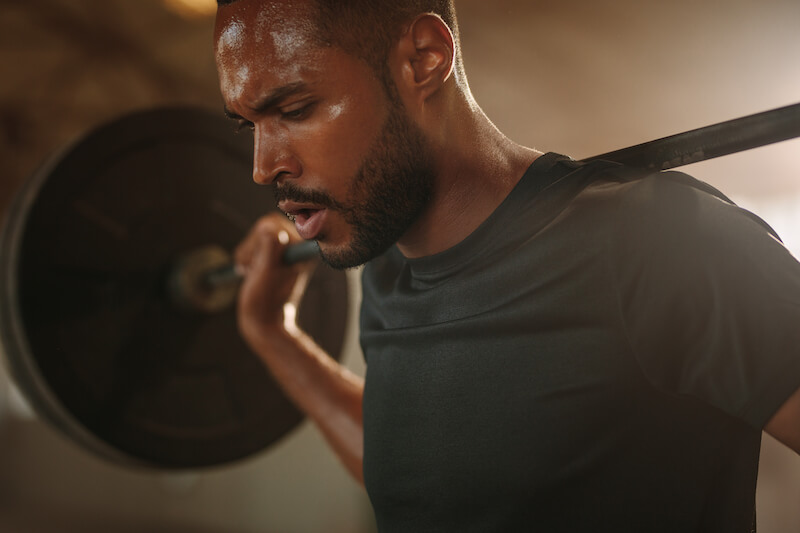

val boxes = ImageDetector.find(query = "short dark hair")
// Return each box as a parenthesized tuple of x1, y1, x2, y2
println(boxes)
(314, 1, 462, 81)
(217, 0, 464, 90)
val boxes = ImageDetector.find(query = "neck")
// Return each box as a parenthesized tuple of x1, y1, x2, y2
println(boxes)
(396, 96, 541, 259)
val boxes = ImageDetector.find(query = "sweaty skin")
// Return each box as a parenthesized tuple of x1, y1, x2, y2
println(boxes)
(216, 4, 390, 261)
(215, 0, 538, 262)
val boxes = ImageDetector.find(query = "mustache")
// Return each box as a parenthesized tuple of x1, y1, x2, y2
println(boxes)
(273, 183, 344, 210)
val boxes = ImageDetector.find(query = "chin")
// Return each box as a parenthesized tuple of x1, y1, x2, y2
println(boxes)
(316, 240, 357, 270)
(316, 239, 377, 271)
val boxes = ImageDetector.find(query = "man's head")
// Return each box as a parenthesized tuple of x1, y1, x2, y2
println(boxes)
(216, 0, 463, 93)
(214, 0, 462, 269)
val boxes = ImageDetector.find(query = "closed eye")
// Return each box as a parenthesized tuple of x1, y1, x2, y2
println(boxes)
(280, 102, 316, 121)
(235, 119, 255, 132)
(223, 107, 254, 133)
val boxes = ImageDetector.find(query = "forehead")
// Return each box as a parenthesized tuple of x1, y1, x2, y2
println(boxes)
(215, 0, 319, 49)
(214, 0, 323, 90)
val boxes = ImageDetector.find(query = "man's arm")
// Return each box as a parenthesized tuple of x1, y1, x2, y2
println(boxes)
(235, 214, 365, 483)
(765, 386, 800, 455)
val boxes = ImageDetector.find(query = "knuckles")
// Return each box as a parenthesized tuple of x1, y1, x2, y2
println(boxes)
(234, 212, 301, 269)
(254, 213, 299, 241)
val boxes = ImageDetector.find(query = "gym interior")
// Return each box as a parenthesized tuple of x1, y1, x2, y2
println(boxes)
(0, 1, 799, 531)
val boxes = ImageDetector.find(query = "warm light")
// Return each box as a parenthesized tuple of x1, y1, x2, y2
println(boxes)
(163, 0, 217, 18)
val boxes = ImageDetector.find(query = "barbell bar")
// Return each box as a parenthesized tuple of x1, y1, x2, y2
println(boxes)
(583, 102, 800, 170)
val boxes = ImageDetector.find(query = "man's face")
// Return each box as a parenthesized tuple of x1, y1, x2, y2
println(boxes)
(214, 0, 435, 269)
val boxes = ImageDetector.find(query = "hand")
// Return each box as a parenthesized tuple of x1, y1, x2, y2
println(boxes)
(234, 216, 364, 484)
(233, 213, 316, 347)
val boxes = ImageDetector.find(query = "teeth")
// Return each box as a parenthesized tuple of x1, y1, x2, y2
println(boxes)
(284, 208, 318, 224)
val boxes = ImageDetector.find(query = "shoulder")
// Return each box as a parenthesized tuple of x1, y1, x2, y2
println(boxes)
(602, 168, 795, 341)
(595, 170, 778, 259)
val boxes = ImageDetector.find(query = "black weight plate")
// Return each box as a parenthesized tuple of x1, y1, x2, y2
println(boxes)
(0, 107, 349, 468)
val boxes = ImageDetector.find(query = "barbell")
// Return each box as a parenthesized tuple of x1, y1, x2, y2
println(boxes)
(1, 102, 798, 469)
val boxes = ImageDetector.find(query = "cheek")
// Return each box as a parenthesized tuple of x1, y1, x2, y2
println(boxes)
(299, 97, 386, 190)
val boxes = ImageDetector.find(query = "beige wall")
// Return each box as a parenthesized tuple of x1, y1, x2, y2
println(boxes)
(1, 1, 799, 531)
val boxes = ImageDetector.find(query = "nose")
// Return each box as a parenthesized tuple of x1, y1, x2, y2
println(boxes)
(251, 126, 301, 185)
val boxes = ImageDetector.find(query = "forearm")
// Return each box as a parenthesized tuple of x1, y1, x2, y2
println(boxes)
(232, 215, 365, 481)
(247, 317, 365, 483)
(765, 385, 800, 455)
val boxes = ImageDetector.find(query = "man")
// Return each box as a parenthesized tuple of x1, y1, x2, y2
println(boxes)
(214, 1, 800, 530)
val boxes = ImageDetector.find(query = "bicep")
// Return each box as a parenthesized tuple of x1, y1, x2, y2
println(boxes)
(765, 386, 800, 455)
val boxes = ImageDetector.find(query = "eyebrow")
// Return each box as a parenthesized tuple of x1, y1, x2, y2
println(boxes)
(223, 81, 309, 120)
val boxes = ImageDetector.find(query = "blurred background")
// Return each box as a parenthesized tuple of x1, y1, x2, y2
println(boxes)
(0, 0, 798, 531)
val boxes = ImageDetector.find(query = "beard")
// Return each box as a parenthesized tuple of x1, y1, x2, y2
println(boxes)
(274, 99, 436, 270)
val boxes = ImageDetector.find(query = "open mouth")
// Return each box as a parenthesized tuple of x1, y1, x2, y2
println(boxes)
(279, 202, 329, 240)
(289, 208, 317, 224)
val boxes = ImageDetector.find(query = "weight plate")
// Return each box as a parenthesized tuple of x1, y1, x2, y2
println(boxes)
(0, 107, 349, 468)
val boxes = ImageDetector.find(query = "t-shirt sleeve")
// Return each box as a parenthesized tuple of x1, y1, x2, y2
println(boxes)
(610, 172, 800, 429)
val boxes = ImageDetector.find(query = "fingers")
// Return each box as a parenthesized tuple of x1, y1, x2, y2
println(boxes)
(234, 213, 315, 337)
(234, 213, 301, 275)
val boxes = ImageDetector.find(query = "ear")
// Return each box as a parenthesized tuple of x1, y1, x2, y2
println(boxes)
(390, 14, 455, 106)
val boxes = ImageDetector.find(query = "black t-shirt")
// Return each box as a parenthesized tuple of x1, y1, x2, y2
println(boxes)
(359, 153, 800, 532)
